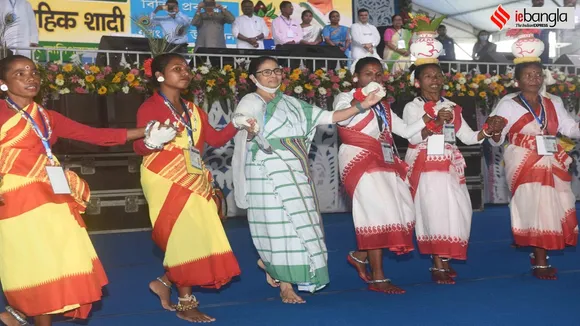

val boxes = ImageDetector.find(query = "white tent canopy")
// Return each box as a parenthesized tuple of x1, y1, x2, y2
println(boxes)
(411, 0, 568, 59)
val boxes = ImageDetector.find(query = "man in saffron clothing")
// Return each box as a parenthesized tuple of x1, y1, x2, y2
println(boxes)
(0, 55, 176, 326)
(134, 53, 257, 323)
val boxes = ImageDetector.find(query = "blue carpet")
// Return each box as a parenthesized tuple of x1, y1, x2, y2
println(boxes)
(50, 204, 579, 325)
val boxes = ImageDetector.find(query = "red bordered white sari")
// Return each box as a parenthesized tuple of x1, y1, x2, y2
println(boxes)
(402, 97, 482, 260)
(334, 92, 425, 253)
(490, 93, 579, 249)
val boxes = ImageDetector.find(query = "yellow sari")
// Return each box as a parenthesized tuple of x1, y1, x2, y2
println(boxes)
(140, 101, 240, 288)
(0, 103, 106, 318)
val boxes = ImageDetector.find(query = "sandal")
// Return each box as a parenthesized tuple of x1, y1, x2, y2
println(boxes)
(172, 294, 199, 312)
(429, 267, 455, 284)
(346, 251, 371, 282)
(5, 306, 28, 325)
(367, 279, 405, 294)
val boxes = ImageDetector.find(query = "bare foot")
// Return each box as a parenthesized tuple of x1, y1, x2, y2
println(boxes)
(0, 309, 27, 326)
(280, 283, 305, 304)
(149, 278, 175, 311)
(257, 259, 280, 287)
(532, 267, 558, 280)
(441, 260, 457, 278)
(177, 308, 216, 323)
(346, 251, 371, 282)
(430, 268, 455, 285)
(368, 280, 406, 294)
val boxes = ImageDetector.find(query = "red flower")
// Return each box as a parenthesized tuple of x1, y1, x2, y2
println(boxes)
(143, 58, 153, 77)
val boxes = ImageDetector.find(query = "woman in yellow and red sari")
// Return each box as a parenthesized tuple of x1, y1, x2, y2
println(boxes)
(0, 55, 176, 326)
(134, 53, 256, 323)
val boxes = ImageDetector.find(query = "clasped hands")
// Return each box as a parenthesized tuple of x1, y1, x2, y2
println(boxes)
(482, 115, 507, 137)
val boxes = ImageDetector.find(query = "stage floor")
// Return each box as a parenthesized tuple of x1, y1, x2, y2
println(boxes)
(47, 205, 579, 325)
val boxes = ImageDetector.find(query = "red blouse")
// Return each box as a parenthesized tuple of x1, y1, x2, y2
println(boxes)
(133, 92, 237, 156)
(0, 100, 127, 152)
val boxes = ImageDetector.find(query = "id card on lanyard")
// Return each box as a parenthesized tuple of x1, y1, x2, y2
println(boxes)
(8, 0, 17, 21)
(518, 94, 554, 156)
(373, 103, 395, 163)
(6, 98, 72, 194)
(397, 31, 405, 49)
(159, 92, 203, 174)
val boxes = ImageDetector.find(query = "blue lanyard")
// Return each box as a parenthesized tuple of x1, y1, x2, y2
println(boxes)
(158, 92, 195, 146)
(518, 94, 545, 130)
(372, 102, 389, 132)
(6, 98, 54, 162)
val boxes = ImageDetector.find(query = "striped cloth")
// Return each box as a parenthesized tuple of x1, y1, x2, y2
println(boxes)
(234, 92, 333, 291)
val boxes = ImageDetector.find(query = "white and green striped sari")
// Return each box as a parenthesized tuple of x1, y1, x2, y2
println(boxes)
(233, 92, 333, 292)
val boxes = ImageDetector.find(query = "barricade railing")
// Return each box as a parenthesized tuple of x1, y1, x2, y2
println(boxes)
(6, 46, 580, 75)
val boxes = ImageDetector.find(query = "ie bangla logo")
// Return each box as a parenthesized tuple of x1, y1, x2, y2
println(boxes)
(490, 4, 575, 30)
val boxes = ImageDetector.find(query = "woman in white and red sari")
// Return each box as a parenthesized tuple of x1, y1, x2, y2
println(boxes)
(489, 60, 580, 280)
(402, 61, 505, 284)
(334, 57, 452, 293)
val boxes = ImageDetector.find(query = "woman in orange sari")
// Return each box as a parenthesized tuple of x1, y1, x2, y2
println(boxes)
(134, 53, 256, 323)
(0, 55, 176, 326)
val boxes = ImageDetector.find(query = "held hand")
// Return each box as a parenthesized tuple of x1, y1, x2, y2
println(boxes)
(144, 120, 177, 150)
(436, 109, 453, 125)
(216, 3, 224, 9)
(486, 116, 507, 135)
(360, 89, 382, 109)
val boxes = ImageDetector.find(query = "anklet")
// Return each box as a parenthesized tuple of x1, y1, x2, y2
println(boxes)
(157, 277, 172, 290)
(172, 294, 199, 312)
(5, 306, 28, 325)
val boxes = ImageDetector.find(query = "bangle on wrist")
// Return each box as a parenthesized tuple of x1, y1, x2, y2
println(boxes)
(481, 129, 492, 138)
(144, 140, 163, 150)
(355, 102, 366, 113)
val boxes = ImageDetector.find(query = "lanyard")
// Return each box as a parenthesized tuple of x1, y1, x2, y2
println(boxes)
(9, 0, 16, 11)
(6, 98, 54, 163)
(158, 92, 196, 146)
(518, 94, 546, 131)
(372, 102, 389, 132)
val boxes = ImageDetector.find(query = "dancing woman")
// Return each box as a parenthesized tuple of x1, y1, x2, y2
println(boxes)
(232, 56, 382, 304)
(0, 55, 175, 326)
(134, 53, 256, 323)
(489, 45, 580, 280)
(403, 60, 505, 284)
(335, 56, 451, 294)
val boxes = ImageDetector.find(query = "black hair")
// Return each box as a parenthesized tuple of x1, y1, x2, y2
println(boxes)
(280, 1, 291, 10)
(329, 10, 340, 18)
(248, 56, 278, 92)
(301, 9, 313, 19)
(241, 0, 253, 6)
(514, 61, 544, 81)
(358, 8, 369, 15)
(166, 0, 178, 4)
(354, 56, 383, 74)
(150, 52, 186, 88)
(409, 63, 442, 81)
(438, 24, 446, 29)
(0, 54, 32, 81)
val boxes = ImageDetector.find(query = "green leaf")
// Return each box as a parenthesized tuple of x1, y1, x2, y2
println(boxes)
(266, 8, 275, 16)
(258, 9, 265, 17)
(271, 13, 278, 19)
(430, 15, 447, 30)
(266, 3, 272, 11)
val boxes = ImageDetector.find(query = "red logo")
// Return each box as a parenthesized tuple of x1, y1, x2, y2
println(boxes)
(490, 5, 511, 30)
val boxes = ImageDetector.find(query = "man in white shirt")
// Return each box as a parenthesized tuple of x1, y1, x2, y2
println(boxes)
(350, 9, 381, 62)
(0, 0, 39, 58)
(232, 0, 269, 49)
(272, 1, 303, 45)
(150, 0, 191, 53)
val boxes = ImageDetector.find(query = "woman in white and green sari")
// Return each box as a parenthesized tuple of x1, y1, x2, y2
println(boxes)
(232, 56, 382, 304)
(383, 14, 412, 72)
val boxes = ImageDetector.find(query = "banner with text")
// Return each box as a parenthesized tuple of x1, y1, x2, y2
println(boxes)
(30, 0, 353, 53)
